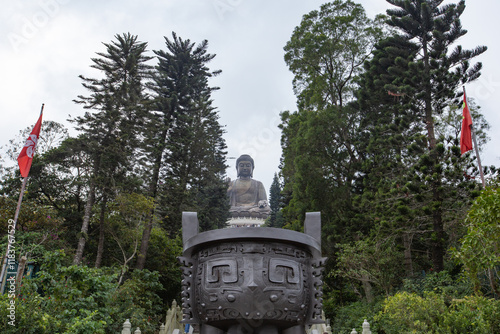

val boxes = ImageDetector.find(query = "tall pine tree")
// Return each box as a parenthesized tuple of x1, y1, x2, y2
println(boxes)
(382, 0, 487, 271)
(267, 172, 284, 228)
(136, 33, 227, 269)
(72, 33, 152, 265)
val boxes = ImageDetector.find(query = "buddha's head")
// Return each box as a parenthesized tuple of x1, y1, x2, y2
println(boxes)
(236, 154, 254, 178)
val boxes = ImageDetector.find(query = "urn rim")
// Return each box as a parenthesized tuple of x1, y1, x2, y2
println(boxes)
(183, 227, 321, 257)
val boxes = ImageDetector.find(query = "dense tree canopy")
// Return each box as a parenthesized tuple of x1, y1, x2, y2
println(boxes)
(280, 0, 385, 236)
(280, 0, 495, 322)
(284, 0, 385, 110)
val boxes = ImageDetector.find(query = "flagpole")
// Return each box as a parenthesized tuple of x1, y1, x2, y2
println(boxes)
(0, 177, 28, 293)
(463, 87, 486, 188)
(471, 126, 486, 187)
(0, 103, 44, 293)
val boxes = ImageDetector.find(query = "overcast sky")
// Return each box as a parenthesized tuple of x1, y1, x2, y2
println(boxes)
(1, 0, 498, 192)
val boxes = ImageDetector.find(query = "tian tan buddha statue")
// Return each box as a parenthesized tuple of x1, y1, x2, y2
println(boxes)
(227, 154, 271, 220)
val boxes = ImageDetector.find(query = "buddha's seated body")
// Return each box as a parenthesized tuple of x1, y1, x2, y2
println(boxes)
(227, 155, 271, 219)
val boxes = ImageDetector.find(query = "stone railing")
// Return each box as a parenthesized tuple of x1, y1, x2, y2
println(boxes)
(119, 305, 372, 334)
(120, 319, 142, 334)
(349, 319, 372, 334)
(305, 316, 372, 334)
(160, 300, 183, 334)
(306, 311, 332, 334)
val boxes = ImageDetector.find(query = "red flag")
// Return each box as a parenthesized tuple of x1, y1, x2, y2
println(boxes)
(17, 111, 43, 178)
(460, 91, 473, 155)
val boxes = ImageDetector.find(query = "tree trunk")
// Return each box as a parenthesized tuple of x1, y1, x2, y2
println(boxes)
(94, 196, 108, 268)
(431, 191, 444, 272)
(15, 255, 27, 293)
(136, 212, 155, 270)
(73, 176, 96, 265)
(361, 275, 374, 303)
(422, 38, 444, 272)
(403, 233, 413, 277)
(136, 130, 165, 270)
(488, 267, 500, 298)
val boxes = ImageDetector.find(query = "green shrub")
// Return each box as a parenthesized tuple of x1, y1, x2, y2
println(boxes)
(451, 187, 500, 296)
(375, 291, 446, 333)
(375, 291, 500, 333)
(0, 281, 61, 333)
(402, 270, 473, 300)
(0, 249, 165, 333)
(330, 299, 383, 334)
(441, 295, 500, 333)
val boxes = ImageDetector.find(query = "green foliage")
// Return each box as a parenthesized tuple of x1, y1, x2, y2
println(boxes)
(112, 269, 165, 332)
(106, 192, 155, 259)
(441, 296, 500, 333)
(0, 249, 165, 333)
(452, 186, 500, 296)
(375, 292, 500, 333)
(376, 291, 447, 333)
(92, 192, 157, 281)
(284, 0, 385, 109)
(402, 271, 473, 300)
(280, 1, 495, 332)
(0, 198, 69, 265)
(0, 282, 62, 333)
(335, 237, 405, 297)
(0, 197, 65, 235)
(329, 299, 383, 334)
(266, 173, 285, 228)
(72, 32, 152, 182)
(351, 0, 489, 287)
(141, 229, 183, 302)
(70, 32, 154, 265)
